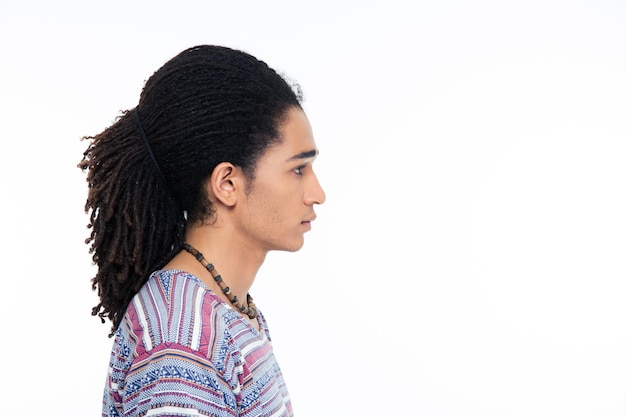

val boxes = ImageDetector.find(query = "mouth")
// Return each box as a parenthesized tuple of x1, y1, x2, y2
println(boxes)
(301, 215, 316, 228)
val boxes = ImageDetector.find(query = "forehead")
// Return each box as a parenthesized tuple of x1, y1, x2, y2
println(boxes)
(266, 107, 318, 161)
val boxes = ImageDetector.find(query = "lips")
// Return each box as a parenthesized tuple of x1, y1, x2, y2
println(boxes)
(301, 214, 316, 224)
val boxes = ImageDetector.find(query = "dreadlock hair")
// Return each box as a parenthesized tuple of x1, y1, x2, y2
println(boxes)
(78, 45, 303, 336)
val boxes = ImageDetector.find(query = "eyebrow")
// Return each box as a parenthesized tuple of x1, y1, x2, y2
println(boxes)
(286, 149, 318, 162)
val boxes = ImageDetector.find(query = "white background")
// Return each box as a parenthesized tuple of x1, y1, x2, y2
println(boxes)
(1, 1, 625, 416)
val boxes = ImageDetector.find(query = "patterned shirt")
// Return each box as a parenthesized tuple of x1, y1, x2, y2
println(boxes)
(103, 270, 293, 417)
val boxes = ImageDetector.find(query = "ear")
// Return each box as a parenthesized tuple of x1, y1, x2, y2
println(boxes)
(208, 162, 242, 207)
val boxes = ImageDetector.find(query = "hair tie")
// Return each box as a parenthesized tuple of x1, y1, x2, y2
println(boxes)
(135, 107, 165, 180)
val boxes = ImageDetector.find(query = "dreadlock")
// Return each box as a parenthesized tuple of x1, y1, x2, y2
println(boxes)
(78, 45, 303, 336)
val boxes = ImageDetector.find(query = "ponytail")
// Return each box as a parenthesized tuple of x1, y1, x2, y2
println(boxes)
(79, 109, 184, 336)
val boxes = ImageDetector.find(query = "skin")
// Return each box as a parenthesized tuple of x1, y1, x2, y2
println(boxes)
(163, 106, 326, 330)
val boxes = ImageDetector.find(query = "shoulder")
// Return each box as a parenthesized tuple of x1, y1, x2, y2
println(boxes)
(122, 270, 232, 355)
(109, 270, 258, 391)
(120, 270, 268, 361)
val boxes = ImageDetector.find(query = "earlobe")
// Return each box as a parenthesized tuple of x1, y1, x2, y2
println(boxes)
(209, 162, 239, 207)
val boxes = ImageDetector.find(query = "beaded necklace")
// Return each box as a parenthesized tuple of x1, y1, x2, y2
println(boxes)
(182, 242, 258, 319)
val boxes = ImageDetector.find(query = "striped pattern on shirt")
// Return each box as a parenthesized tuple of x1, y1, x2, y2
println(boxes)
(103, 270, 293, 417)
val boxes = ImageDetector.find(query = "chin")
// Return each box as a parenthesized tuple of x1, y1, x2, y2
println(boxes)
(276, 238, 305, 253)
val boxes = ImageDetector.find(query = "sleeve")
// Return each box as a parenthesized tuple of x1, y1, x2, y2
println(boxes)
(112, 343, 239, 417)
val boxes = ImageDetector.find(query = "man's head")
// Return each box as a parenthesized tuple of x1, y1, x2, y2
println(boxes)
(136, 45, 304, 224)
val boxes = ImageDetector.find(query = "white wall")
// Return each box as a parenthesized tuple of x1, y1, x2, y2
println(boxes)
(1, 1, 624, 416)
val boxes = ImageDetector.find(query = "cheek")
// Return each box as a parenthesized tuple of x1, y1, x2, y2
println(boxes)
(247, 180, 299, 228)
(265, 198, 289, 226)
(248, 191, 285, 227)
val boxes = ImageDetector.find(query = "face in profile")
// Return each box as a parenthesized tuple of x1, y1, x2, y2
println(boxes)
(235, 107, 326, 253)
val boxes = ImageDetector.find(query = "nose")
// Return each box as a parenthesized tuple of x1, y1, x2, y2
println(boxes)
(305, 172, 326, 206)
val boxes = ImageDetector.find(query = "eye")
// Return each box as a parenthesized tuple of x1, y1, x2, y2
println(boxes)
(293, 165, 307, 175)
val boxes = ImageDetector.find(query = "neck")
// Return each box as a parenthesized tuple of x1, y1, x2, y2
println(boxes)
(182, 243, 258, 318)
(181, 224, 266, 309)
